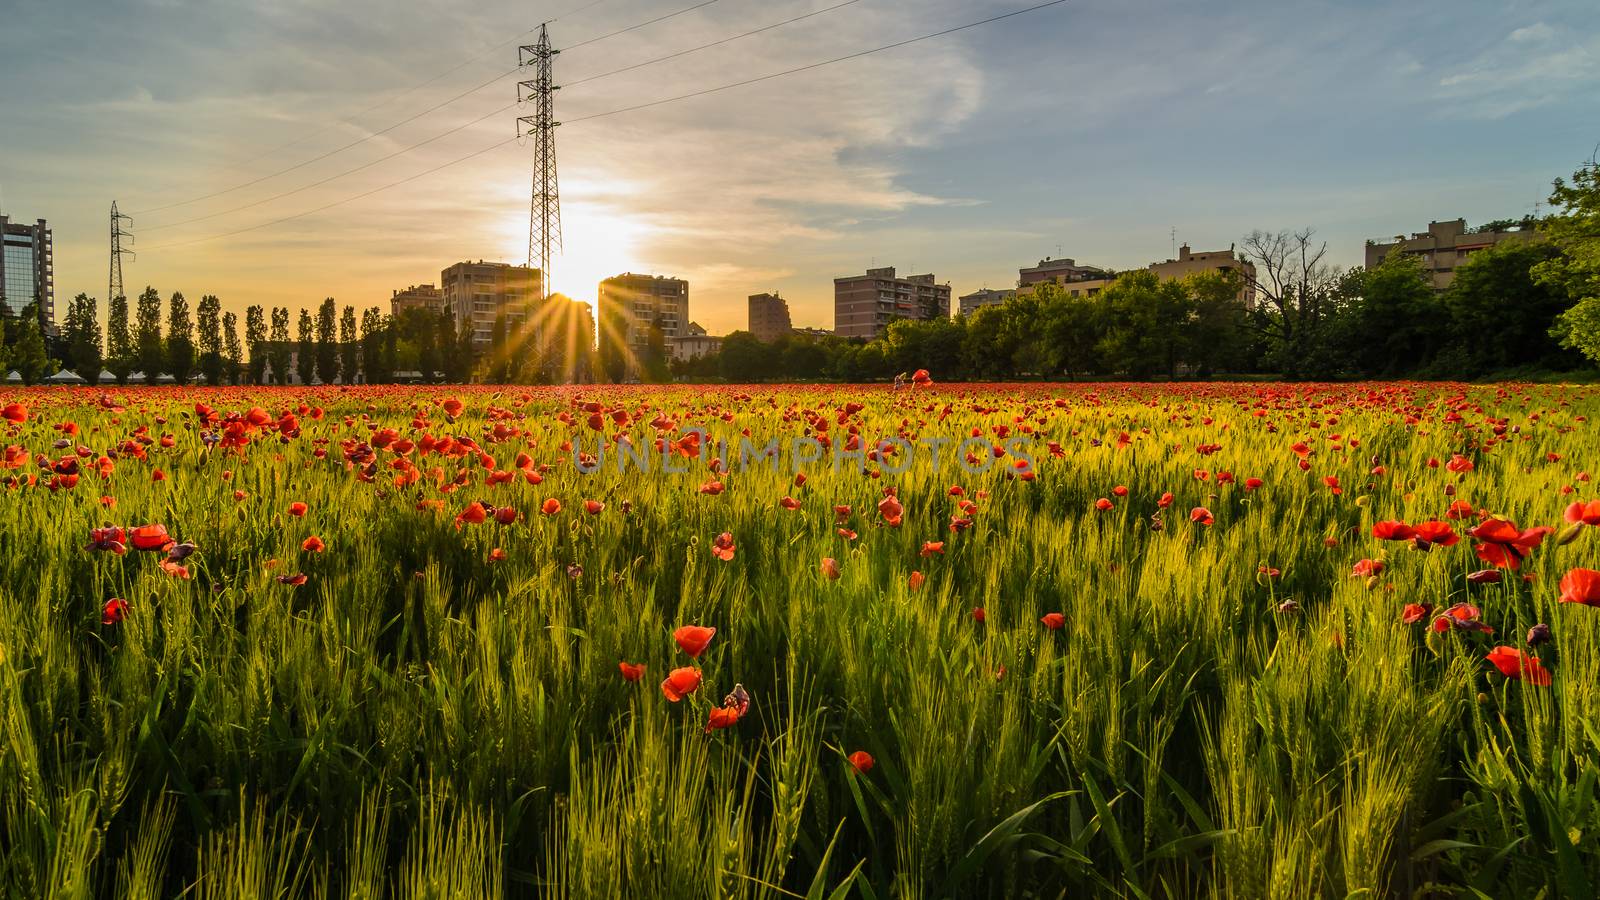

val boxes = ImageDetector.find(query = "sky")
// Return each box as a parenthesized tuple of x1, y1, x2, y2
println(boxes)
(2, 0, 1597, 336)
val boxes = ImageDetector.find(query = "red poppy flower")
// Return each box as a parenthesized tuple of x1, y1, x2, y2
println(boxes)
(301, 536, 325, 553)
(1244, 478, 1264, 491)
(278, 573, 308, 586)
(288, 501, 308, 517)
(1095, 498, 1114, 511)
(129, 524, 175, 552)
(911, 369, 931, 385)
(660, 666, 702, 702)
(1157, 492, 1174, 508)
(1485, 646, 1551, 686)
(1372, 521, 1414, 541)
(1, 403, 27, 424)
(1351, 558, 1384, 578)
(779, 496, 801, 511)
(704, 683, 750, 733)
(1468, 519, 1553, 570)
(1112, 485, 1128, 497)
(820, 557, 841, 580)
(705, 706, 741, 732)
(711, 532, 736, 561)
(1446, 454, 1475, 474)
(1467, 569, 1503, 584)
(1190, 507, 1214, 526)
(1558, 568, 1600, 607)
(920, 541, 944, 557)
(1409, 520, 1458, 547)
(908, 571, 925, 591)
(877, 495, 904, 527)
(102, 598, 128, 625)
(618, 661, 645, 682)
(1564, 500, 1600, 526)
(848, 750, 875, 773)
(455, 502, 487, 528)
(584, 499, 605, 515)
(1040, 612, 1065, 630)
(487, 548, 507, 563)
(541, 498, 562, 516)
(1401, 603, 1432, 624)
(674, 625, 716, 658)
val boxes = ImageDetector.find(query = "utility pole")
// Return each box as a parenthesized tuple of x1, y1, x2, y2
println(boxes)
(518, 24, 561, 302)
(110, 202, 135, 305)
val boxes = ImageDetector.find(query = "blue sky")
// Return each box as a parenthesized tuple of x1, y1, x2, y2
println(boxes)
(2, 0, 1595, 334)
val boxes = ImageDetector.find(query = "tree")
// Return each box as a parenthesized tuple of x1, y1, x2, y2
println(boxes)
(315, 297, 338, 385)
(196, 294, 224, 385)
(134, 287, 164, 380)
(1182, 271, 1251, 377)
(1442, 239, 1571, 372)
(222, 311, 243, 385)
(1551, 296, 1600, 365)
(1336, 252, 1442, 377)
(1539, 158, 1600, 366)
(1240, 229, 1349, 379)
(6, 304, 55, 385)
(60, 293, 103, 379)
(165, 291, 195, 384)
(246, 305, 267, 385)
(269, 307, 291, 385)
(599, 306, 629, 383)
(718, 331, 768, 382)
(339, 305, 358, 384)
(360, 307, 389, 384)
(642, 319, 669, 383)
(1535, 158, 1600, 307)
(296, 308, 316, 385)
(106, 293, 134, 384)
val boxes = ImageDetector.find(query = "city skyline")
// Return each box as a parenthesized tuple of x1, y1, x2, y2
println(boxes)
(2, 0, 1595, 335)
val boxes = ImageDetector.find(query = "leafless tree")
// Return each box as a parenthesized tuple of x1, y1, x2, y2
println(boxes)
(1239, 228, 1347, 376)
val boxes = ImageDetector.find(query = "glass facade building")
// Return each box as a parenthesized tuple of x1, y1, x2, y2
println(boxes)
(0, 217, 54, 327)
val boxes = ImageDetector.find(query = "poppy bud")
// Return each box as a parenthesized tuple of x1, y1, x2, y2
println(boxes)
(1527, 623, 1552, 647)
(1556, 523, 1585, 547)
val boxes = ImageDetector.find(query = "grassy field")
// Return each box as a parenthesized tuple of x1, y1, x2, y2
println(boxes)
(1, 381, 1598, 898)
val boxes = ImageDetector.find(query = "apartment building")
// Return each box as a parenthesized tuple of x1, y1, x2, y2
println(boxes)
(1365, 218, 1540, 290)
(440, 261, 542, 348)
(833, 267, 950, 340)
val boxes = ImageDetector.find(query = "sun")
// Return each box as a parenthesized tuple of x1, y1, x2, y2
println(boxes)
(493, 195, 654, 329)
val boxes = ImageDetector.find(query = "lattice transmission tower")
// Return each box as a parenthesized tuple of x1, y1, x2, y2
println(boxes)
(109, 202, 135, 304)
(518, 24, 561, 300)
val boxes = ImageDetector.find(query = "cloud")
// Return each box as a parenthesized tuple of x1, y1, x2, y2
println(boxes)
(1435, 21, 1599, 118)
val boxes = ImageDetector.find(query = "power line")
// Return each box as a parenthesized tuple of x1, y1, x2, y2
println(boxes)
(142, 101, 518, 232)
(565, 0, 1071, 124)
(142, 0, 1069, 251)
(134, 0, 720, 225)
(563, 0, 862, 89)
(132, 0, 617, 216)
(137, 0, 863, 236)
(562, 0, 719, 52)
(140, 30, 544, 213)
(140, 70, 522, 228)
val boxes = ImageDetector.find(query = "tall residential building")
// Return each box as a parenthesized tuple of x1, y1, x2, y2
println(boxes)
(1013, 256, 1114, 299)
(833, 267, 951, 340)
(748, 292, 792, 342)
(390, 283, 443, 317)
(440, 261, 542, 349)
(597, 273, 689, 372)
(1365, 218, 1539, 290)
(958, 287, 1015, 316)
(0, 216, 54, 329)
(1148, 245, 1257, 303)
(1018, 257, 1108, 287)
